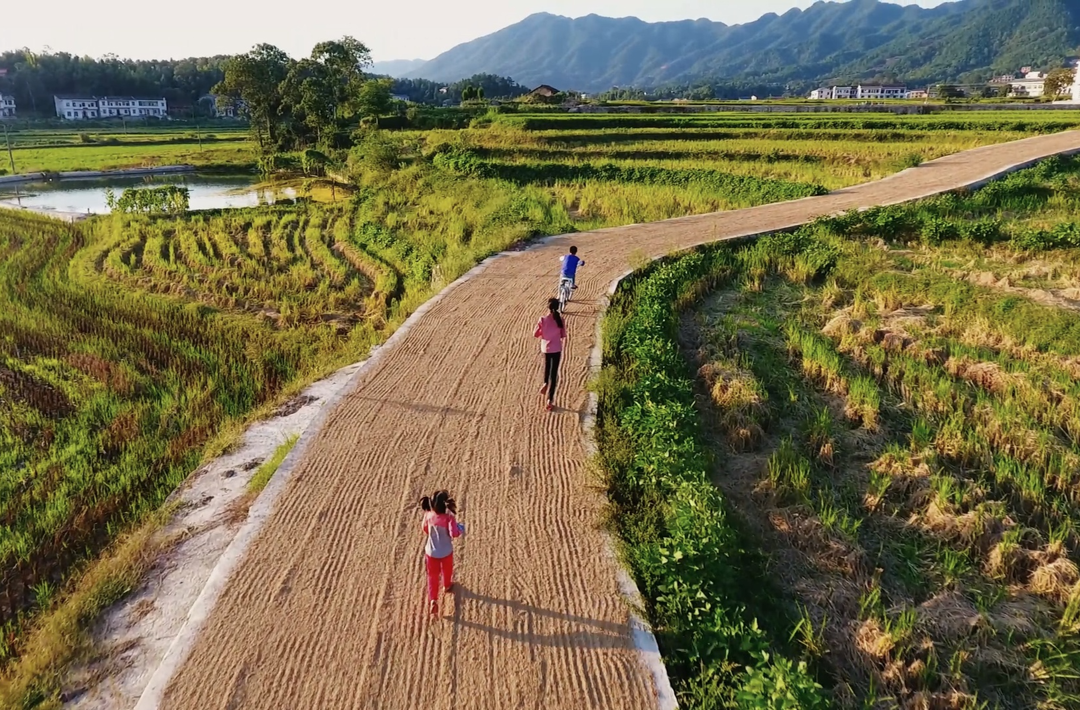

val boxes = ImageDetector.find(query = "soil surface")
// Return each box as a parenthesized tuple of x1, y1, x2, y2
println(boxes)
(152, 132, 1080, 710)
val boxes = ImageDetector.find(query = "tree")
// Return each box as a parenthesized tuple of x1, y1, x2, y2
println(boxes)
(213, 44, 292, 150)
(935, 84, 963, 100)
(356, 78, 393, 125)
(308, 37, 371, 118)
(1043, 67, 1075, 98)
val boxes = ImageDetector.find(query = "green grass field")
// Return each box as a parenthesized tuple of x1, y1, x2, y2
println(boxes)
(1, 126, 253, 174)
(2, 110, 1080, 707)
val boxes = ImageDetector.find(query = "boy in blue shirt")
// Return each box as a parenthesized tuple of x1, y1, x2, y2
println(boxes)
(560, 246, 584, 289)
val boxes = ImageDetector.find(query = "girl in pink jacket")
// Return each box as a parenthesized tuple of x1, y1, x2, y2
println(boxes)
(421, 490, 463, 617)
(534, 298, 567, 412)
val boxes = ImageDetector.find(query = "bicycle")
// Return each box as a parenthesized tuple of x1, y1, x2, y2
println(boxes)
(557, 277, 574, 313)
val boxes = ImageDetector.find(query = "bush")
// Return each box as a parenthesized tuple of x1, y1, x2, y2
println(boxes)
(349, 131, 404, 173)
(962, 219, 1004, 245)
(920, 215, 958, 245)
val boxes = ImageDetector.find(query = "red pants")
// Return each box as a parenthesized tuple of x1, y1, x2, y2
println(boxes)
(425, 554, 453, 601)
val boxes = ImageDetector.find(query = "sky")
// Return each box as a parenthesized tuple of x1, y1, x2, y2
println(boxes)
(3, 0, 953, 63)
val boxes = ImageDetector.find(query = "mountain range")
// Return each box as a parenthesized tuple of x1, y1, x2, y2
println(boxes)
(390, 0, 1080, 92)
(370, 59, 428, 77)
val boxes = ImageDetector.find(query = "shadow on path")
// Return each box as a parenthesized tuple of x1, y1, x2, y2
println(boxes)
(445, 585, 633, 651)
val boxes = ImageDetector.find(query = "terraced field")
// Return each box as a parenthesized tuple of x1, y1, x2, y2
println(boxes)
(1, 113, 1079, 709)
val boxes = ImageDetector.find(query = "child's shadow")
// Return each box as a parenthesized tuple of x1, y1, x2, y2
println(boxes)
(444, 584, 633, 650)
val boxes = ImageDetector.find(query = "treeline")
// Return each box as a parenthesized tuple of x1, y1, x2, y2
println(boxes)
(597, 80, 799, 102)
(385, 74, 529, 105)
(0, 50, 227, 116)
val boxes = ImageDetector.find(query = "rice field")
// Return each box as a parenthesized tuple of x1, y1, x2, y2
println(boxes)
(2, 109, 1079, 703)
(595, 156, 1080, 708)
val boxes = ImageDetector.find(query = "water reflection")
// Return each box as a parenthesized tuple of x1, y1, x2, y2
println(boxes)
(0, 173, 298, 216)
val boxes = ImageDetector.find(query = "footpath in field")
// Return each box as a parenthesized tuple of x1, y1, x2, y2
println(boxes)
(151, 132, 1080, 710)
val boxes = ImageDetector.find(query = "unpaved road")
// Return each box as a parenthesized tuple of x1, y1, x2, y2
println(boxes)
(156, 132, 1080, 710)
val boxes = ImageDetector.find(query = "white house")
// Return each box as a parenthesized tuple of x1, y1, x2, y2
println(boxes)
(856, 85, 907, 100)
(1007, 71, 1046, 97)
(98, 97, 167, 118)
(906, 89, 929, 100)
(808, 86, 855, 100)
(0, 94, 15, 118)
(54, 96, 100, 120)
(54, 95, 167, 120)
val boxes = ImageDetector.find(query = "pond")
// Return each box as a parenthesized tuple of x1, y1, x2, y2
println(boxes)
(0, 173, 299, 216)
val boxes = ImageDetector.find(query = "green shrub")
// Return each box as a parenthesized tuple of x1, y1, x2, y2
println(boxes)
(597, 244, 828, 707)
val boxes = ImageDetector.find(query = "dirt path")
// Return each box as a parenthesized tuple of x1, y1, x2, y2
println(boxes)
(150, 132, 1080, 710)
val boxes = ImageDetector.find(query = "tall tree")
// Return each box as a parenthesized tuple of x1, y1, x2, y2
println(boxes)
(357, 78, 393, 125)
(213, 44, 292, 149)
(1043, 67, 1075, 98)
(309, 37, 372, 119)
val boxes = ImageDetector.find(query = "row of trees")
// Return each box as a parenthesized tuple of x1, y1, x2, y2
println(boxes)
(597, 80, 788, 102)
(213, 38, 398, 152)
(386, 74, 529, 105)
(0, 49, 227, 116)
(0, 47, 530, 123)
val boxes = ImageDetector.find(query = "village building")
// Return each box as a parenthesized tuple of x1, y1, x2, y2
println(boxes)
(807, 86, 855, 100)
(528, 85, 560, 99)
(54, 96, 101, 120)
(0, 94, 15, 118)
(855, 85, 907, 100)
(1000, 71, 1047, 97)
(53, 95, 168, 120)
(98, 97, 167, 118)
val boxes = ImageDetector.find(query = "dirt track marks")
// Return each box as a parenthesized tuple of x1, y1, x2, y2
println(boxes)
(159, 132, 1080, 710)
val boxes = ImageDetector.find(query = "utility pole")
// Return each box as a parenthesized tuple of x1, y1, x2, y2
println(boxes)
(2, 122, 15, 175)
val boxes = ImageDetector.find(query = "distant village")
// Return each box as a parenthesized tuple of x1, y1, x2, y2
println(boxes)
(808, 63, 1080, 102)
(3, 63, 1080, 121)
(0, 93, 242, 120)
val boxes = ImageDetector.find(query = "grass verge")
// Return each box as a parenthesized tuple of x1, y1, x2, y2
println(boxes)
(248, 435, 300, 493)
(0, 505, 178, 710)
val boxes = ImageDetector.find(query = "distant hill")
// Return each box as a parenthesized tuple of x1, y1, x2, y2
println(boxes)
(399, 0, 1080, 91)
(370, 59, 428, 76)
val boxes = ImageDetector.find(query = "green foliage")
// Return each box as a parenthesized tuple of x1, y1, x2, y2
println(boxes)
(1043, 67, 1076, 98)
(597, 244, 831, 707)
(213, 43, 292, 149)
(0, 49, 227, 118)
(356, 78, 394, 124)
(249, 435, 299, 492)
(104, 185, 190, 214)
